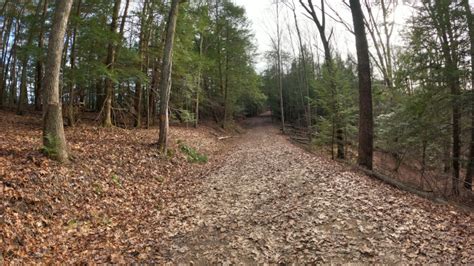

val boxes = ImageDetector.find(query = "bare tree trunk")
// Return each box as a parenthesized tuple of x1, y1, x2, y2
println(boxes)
(35, 0, 48, 111)
(223, 22, 230, 128)
(157, 0, 181, 153)
(426, 1, 461, 195)
(148, 58, 159, 128)
(17, 28, 34, 115)
(42, 0, 73, 162)
(9, 49, 17, 107)
(300, 0, 343, 158)
(350, 0, 374, 170)
(119, 0, 130, 37)
(67, 0, 81, 127)
(288, 0, 311, 129)
(102, 0, 121, 127)
(363, 0, 394, 90)
(462, 0, 473, 190)
(8, 17, 22, 108)
(0, 1, 10, 108)
(276, 0, 285, 132)
(195, 32, 203, 128)
(134, 0, 150, 128)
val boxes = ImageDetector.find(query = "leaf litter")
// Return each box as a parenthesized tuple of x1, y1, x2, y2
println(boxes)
(1, 112, 473, 263)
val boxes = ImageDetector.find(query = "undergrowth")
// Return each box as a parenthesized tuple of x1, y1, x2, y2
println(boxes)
(177, 140, 208, 163)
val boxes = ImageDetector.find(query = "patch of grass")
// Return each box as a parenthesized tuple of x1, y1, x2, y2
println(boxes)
(166, 148, 175, 158)
(101, 216, 111, 226)
(155, 202, 163, 211)
(67, 219, 78, 228)
(93, 182, 103, 195)
(111, 174, 122, 188)
(154, 175, 165, 183)
(177, 141, 208, 164)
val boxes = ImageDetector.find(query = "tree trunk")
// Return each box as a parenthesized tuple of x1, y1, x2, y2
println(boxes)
(290, 1, 311, 129)
(17, 48, 32, 115)
(8, 17, 22, 108)
(300, 0, 343, 157)
(426, 0, 461, 195)
(463, 0, 474, 191)
(276, 0, 285, 132)
(157, 0, 181, 154)
(35, 0, 48, 111)
(0, 2, 10, 108)
(67, 0, 81, 127)
(135, 0, 149, 128)
(148, 58, 159, 128)
(119, 0, 130, 37)
(350, 0, 374, 170)
(195, 32, 203, 128)
(42, 0, 73, 162)
(223, 22, 230, 128)
(102, 0, 121, 127)
(9, 50, 17, 107)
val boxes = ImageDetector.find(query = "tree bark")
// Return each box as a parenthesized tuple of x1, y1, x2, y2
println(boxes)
(428, 0, 461, 195)
(276, 0, 285, 132)
(42, 0, 73, 162)
(0, 0, 10, 108)
(35, 0, 49, 111)
(8, 16, 22, 108)
(463, 0, 473, 191)
(289, 0, 311, 129)
(102, 0, 121, 127)
(195, 32, 203, 128)
(300, 0, 343, 158)
(350, 0, 374, 170)
(157, 0, 181, 153)
(17, 12, 36, 117)
(135, 0, 149, 128)
(223, 20, 230, 128)
(67, 0, 81, 127)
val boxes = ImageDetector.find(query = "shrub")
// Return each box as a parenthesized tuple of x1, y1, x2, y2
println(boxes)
(177, 141, 208, 163)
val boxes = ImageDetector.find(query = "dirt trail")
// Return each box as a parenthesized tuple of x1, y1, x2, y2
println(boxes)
(153, 115, 473, 263)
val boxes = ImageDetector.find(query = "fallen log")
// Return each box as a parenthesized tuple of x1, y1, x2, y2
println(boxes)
(348, 162, 448, 204)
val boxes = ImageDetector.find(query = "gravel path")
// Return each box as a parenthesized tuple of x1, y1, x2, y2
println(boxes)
(155, 116, 473, 264)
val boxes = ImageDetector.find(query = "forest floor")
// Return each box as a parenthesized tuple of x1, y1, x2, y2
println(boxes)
(1, 112, 473, 263)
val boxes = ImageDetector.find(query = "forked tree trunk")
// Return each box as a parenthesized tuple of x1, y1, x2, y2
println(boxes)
(157, 0, 181, 154)
(42, 0, 73, 162)
(350, 0, 374, 170)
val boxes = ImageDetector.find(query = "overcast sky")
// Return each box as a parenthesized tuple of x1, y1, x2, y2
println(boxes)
(231, 0, 417, 72)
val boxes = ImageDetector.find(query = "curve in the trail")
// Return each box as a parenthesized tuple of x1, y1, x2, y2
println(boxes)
(154, 116, 473, 264)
